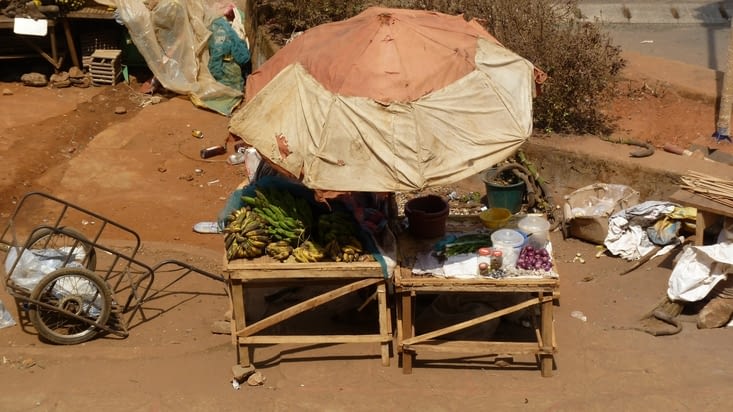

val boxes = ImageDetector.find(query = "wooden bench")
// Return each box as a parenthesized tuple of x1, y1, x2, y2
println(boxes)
(669, 189, 733, 245)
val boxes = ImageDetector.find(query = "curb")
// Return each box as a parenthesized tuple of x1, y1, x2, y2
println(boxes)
(578, 2, 732, 24)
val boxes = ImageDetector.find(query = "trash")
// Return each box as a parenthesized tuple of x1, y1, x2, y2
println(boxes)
(193, 221, 221, 234)
(231, 379, 241, 390)
(0, 298, 16, 329)
(227, 148, 246, 165)
(192, 129, 204, 139)
(570, 310, 587, 322)
(200, 145, 226, 159)
(243, 148, 261, 181)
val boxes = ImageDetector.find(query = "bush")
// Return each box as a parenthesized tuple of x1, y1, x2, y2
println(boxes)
(250, 0, 625, 135)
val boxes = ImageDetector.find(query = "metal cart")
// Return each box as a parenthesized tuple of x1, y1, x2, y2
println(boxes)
(0, 191, 225, 345)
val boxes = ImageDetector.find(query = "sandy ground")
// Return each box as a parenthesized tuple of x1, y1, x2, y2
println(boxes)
(1, 54, 732, 411)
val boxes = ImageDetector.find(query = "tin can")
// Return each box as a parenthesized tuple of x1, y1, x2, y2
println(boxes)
(200, 145, 226, 159)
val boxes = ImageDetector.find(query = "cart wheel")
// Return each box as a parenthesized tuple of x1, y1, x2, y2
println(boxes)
(26, 227, 97, 271)
(28, 267, 112, 345)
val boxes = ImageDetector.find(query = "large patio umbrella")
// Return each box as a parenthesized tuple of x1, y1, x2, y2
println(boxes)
(228, 7, 540, 192)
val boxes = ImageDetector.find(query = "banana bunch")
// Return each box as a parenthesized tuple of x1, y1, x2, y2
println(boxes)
(317, 211, 370, 262)
(289, 240, 325, 263)
(223, 207, 270, 260)
(243, 188, 312, 246)
(265, 240, 293, 261)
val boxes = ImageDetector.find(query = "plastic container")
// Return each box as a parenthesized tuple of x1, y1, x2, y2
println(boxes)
(479, 207, 512, 229)
(518, 214, 551, 248)
(490, 228, 525, 268)
(405, 195, 449, 238)
(477, 247, 492, 276)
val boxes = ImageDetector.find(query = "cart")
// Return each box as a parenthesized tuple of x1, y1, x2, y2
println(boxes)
(0, 191, 226, 345)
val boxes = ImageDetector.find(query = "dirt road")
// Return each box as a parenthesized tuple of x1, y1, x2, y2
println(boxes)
(1, 55, 732, 411)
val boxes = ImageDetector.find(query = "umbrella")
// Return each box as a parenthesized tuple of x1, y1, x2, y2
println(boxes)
(229, 7, 539, 192)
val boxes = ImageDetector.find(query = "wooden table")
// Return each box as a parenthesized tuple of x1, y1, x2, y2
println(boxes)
(394, 217, 560, 377)
(669, 189, 733, 245)
(223, 258, 394, 369)
(0, 17, 66, 70)
(395, 271, 559, 376)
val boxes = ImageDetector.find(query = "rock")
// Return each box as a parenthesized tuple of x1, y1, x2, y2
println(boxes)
(20, 72, 48, 87)
(697, 296, 733, 329)
(2, 88, 12, 95)
(50, 72, 71, 88)
(68, 66, 85, 79)
(246, 371, 266, 386)
(114, 106, 127, 115)
(232, 364, 255, 382)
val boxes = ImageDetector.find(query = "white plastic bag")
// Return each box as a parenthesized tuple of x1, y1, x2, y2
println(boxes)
(5, 246, 85, 292)
(667, 243, 732, 302)
(0, 298, 16, 329)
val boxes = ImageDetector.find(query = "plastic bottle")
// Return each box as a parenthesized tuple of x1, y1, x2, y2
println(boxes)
(227, 147, 246, 165)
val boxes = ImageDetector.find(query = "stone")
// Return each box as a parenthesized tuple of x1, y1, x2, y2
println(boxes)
(2, 88, 12, 95)
(20, 72, 48, 87)
(697, 296, 733, 329)
(114, 106, 127, 114)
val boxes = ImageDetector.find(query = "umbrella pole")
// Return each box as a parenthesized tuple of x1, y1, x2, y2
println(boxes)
(714, 16, 733, 143)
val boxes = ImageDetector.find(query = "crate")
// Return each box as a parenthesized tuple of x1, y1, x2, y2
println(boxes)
(89, 49, 122, 85)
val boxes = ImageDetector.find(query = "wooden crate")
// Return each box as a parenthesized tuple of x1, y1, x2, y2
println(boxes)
(89, 49, 121, 85)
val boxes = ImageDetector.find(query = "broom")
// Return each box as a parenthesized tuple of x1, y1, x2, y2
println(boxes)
(635, 295, 684, 336)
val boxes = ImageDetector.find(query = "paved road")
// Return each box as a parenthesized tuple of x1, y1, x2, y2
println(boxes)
(578, 1, 733, 71)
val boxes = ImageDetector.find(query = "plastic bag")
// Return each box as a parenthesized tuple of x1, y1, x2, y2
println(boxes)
(5, 246, 85, 292)
(116, 0, 243, 115)
(667, 243, 733, 302)
(0, 298, 16, 329)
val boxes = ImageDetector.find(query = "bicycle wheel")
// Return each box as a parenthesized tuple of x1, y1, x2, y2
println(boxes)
(28, 267, 112, 345)
(26, 227, 97, 271)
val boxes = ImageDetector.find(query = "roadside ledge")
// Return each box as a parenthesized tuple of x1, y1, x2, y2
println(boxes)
(578, 2, 732, 24)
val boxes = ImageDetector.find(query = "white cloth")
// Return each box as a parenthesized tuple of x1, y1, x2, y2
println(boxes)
(604, 201, 677, 260)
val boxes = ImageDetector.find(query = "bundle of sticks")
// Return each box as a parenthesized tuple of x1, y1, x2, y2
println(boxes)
(680, 171, 733, 208)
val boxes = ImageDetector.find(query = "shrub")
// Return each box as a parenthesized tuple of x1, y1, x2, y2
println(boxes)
(250, 0, 625, 135)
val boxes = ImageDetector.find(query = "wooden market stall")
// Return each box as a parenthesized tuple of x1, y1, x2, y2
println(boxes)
(223, 258, 394, 368)
(394, 216, 560, 377)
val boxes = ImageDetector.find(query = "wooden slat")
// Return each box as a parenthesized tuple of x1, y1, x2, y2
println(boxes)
(239, 334, 388, 344)
(404, 340, 542, 355)
(401, 295, 553, 346)
(236, 278, 380, 336)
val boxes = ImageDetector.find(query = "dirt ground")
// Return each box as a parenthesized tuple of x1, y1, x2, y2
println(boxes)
(1, 52, 732, 412)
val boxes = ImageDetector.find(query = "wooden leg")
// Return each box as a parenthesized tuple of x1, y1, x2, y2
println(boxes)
(61, 17, 80, 68)
(400, 291, 414, 374)
(377, 283, 390, 366)
(229, 280, 250, 367)
(540, 292, 554, 377)
(696, 211, 716, 245)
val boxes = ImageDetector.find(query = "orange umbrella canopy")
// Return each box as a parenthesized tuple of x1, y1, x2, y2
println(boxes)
(230, 7, 537, 192)
(245, 7, 500, 104)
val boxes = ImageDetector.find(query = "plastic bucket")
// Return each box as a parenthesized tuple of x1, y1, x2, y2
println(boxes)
(405, 195, 449, 238)
(482, 168, 526, 214)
